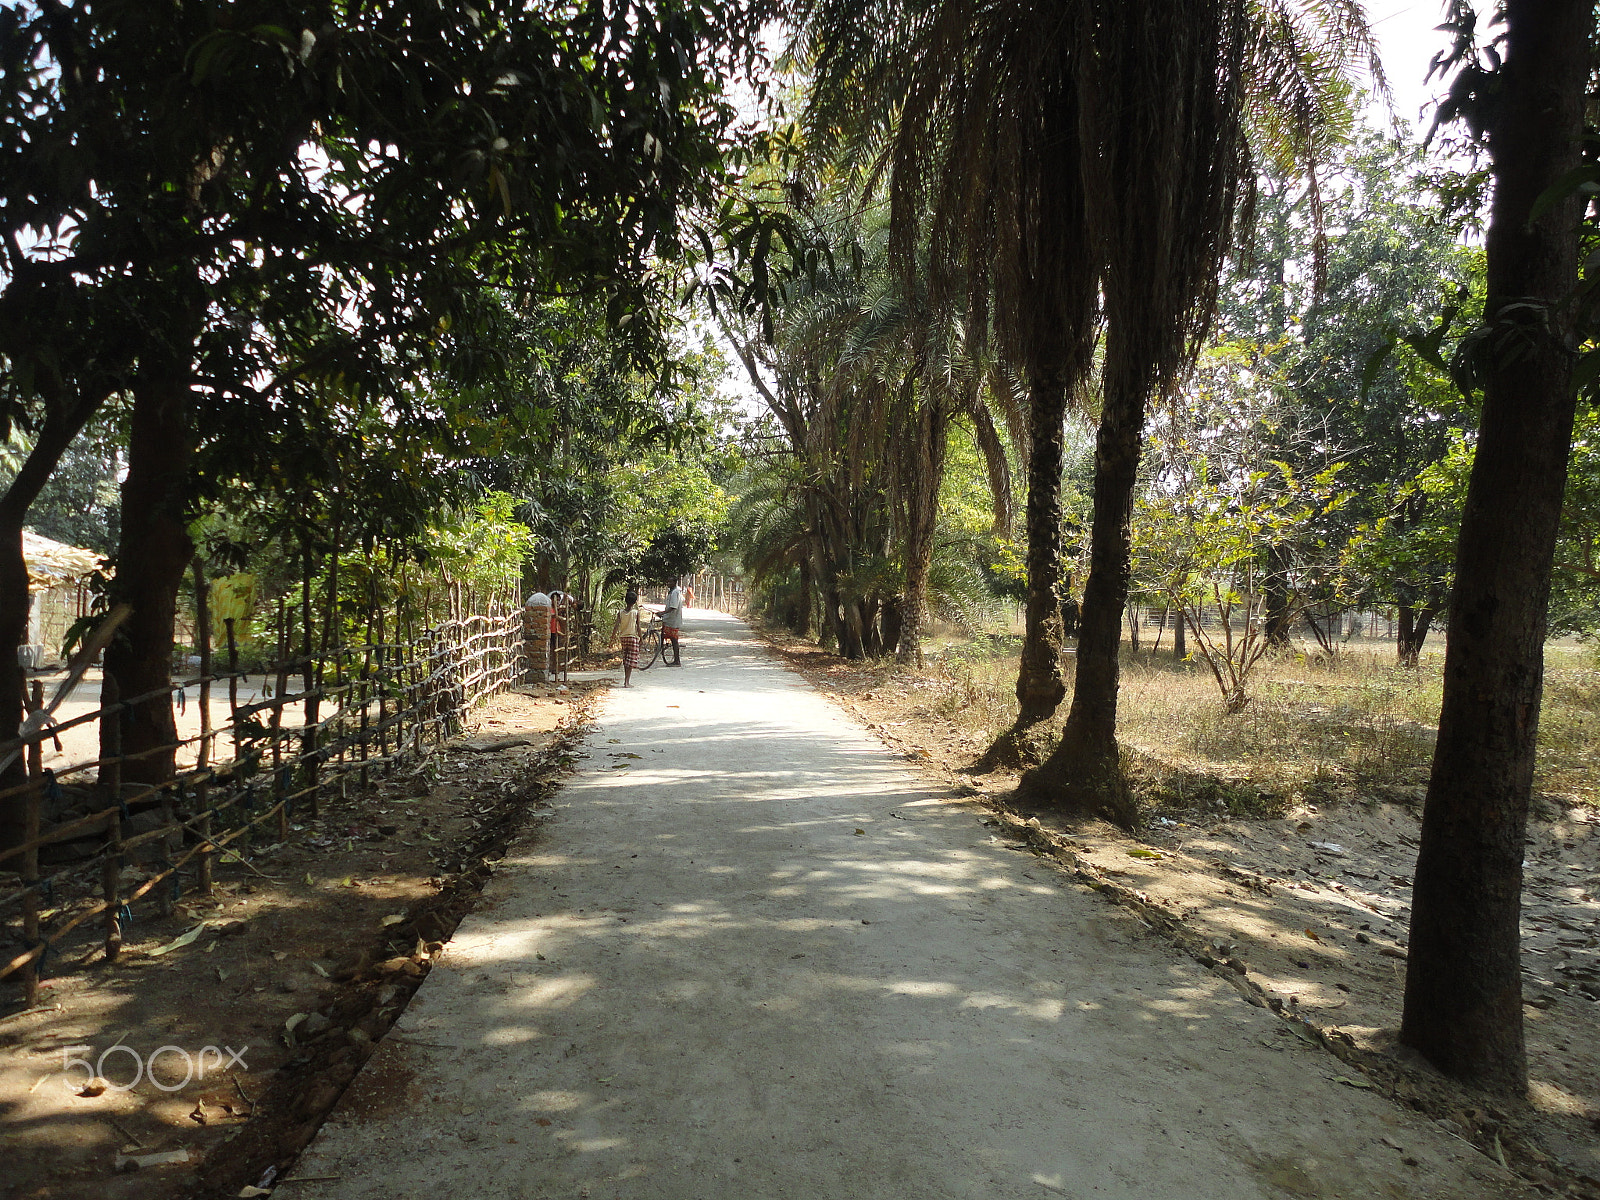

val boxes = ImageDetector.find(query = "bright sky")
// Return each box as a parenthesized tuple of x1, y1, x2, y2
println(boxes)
(1364, 0, 1457, 133)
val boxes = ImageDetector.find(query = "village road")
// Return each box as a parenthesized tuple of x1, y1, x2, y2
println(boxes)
(294, 610, 1526, 1200)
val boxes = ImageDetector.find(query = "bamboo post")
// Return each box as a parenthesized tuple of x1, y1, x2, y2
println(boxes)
(226, 617, 239, 717)
(196, 775, 213, 896)
(359, 643, 371, 790)
(300, 538, 320, 819)
(193, 558, 212, 770)
(20, 681, 43, 1005)
(375, 593, 389, 771)
(102, 674, 123, 962)
(271, 598, 289, 842)
(101, 673, 122, 808)
(410, 635, 424, 761)
(155, 778, 175, 919)
(102, 808, 122, 962)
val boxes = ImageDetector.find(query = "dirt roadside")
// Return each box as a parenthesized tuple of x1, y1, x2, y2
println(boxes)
(757, 627, 1600, 1200)
(0, 680, 606, 1200)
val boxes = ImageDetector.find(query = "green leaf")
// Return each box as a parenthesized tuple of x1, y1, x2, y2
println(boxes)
(1529, 164, 1600, 227)
(1359, 343, 1393, 402)
(1571, 348, 1600, 397)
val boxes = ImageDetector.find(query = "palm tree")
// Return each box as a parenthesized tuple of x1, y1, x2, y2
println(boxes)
(725, 191, 1013, 659)
(793, 0, 1376, 821)
(794, 0, 1097, 720)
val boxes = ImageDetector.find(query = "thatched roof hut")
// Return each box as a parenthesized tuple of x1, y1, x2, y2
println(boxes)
(20, 532, 102, 668)
(23, 531, 101, 592)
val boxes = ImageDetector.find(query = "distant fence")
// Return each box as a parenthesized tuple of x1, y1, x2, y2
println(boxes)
(1125, 605, 1405, 644)
(695, 574, 747, 617)
(638, 575, 747, 617)
(0, 608, 528, 1004)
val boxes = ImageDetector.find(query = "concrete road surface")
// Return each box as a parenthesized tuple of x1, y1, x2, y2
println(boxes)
(294, 610, 1523, 1200)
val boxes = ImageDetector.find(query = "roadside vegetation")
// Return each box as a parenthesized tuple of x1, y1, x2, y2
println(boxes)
(906, 636, 1600, 818)
(2, 0, 1596, 1166)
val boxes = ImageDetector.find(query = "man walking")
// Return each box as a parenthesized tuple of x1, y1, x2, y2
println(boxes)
(662, 580, 686, 666)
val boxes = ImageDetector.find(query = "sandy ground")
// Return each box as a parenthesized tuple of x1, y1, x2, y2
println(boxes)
(292, 611, 1530, 1200)
(773, 638, 1600, 1194)
(0, 685, 589, 1200)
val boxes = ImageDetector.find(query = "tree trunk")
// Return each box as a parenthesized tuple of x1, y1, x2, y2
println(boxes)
(1396, 600, 1416, 664)
(1396, 598, 1439, 668)
(1263, 544, 1294, 648)
(0, 401, 102, 847)
(897, 399, 949, 666)
(1173, 608, 1186, 661)
(880, 595, 904, 661)
(860, 596, 883, 658)
(1026, 333, 1147, 829)
(796, 559, 813, 637)
(832, 588, 863, 658)
(101, 368, 196, 790)
(1012, 370, 1069, 722)
(1399, 0, 1590, 1095)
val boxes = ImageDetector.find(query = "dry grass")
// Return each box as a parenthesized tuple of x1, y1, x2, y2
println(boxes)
(921, 636, 1600, 817)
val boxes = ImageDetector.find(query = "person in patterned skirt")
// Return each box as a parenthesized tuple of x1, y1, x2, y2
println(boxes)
(608, 590, 644, 688)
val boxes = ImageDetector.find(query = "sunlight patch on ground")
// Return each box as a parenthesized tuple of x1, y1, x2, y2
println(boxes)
(502, 973, 596, 1010)
(1530, 1079, 1594, 1116)
(481, 1025, 545, 1046)
(522, 1089, 587, 1111)
(882, 980, 961, 998)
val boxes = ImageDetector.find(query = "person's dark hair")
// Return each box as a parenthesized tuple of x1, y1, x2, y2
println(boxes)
(625, 590, 638, 607)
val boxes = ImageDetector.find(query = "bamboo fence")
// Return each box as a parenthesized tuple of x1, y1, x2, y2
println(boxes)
(0, 607, 528, 1005)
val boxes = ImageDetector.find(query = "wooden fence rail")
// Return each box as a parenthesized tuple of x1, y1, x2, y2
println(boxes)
(0, 607, 528, 1004)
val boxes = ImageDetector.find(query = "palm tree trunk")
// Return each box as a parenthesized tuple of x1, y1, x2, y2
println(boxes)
(1399, 0, 1589, 1095)
(1012, 370, 1069, 721)
(796, 558, 813, 637)
(897, 399, 949, 666)
(1025, 337, 1147, 828)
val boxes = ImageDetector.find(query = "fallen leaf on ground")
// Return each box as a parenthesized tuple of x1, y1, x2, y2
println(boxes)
(150, 923, 211, 957)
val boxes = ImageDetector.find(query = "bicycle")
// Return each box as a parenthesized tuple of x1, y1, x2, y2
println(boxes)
(637, 614, 671, 670)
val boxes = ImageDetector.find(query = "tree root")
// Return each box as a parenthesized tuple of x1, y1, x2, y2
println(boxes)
(974, 720, 1054, 772)
(1022, 733, 1140, 831)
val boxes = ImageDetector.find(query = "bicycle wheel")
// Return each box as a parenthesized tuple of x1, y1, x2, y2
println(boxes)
(638, 628, 662, 669)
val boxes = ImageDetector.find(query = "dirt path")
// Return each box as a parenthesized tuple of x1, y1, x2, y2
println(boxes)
(293, 611, 1529, 1200)
(0, 684, 591, 1200)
